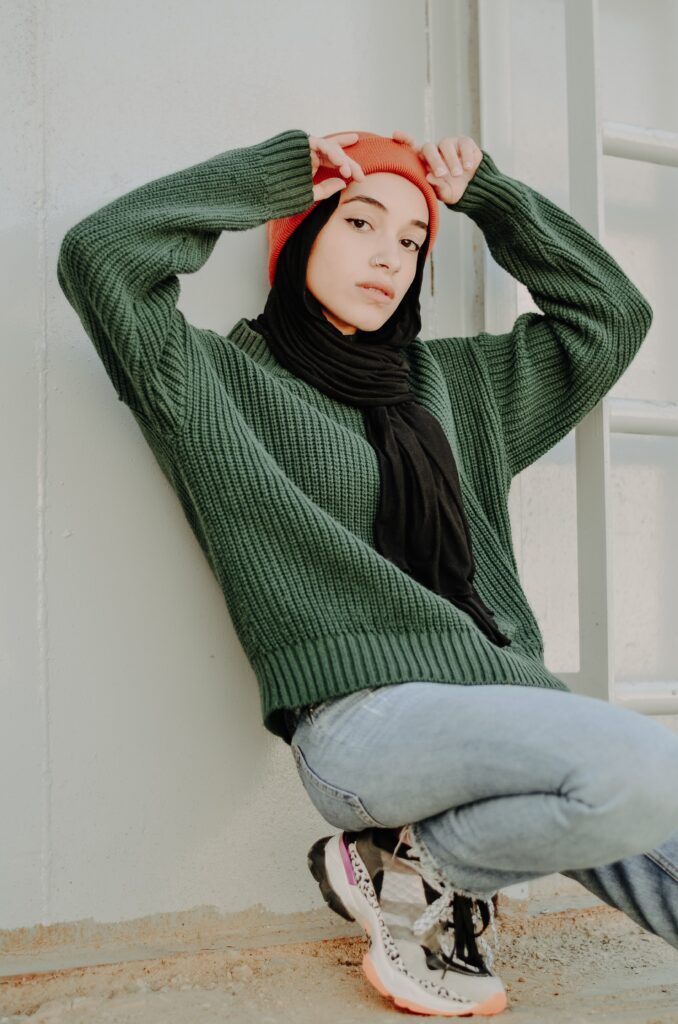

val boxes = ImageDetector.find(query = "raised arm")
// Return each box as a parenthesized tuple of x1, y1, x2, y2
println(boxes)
(426, 148, 653, 479)
(56, 129, 315, 431)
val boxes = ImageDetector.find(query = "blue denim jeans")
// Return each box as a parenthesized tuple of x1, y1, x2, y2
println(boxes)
(290, 681, 678, 951)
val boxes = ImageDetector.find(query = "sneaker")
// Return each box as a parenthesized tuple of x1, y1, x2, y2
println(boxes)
(307, 825, 507, 1017)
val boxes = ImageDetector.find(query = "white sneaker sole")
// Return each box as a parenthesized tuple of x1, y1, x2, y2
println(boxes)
(308, 833, 508, 1017)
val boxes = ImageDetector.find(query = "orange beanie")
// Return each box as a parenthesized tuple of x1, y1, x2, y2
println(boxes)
(266, 131, 440, 287)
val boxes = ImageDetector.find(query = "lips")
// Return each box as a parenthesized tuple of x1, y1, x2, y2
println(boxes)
(357, 281, 395, 301)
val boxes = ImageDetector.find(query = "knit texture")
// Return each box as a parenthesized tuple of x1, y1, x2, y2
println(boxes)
(57, 128, 653, 742)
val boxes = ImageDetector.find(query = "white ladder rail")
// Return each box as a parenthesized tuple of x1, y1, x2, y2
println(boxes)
(603, 121, 678, 167)
(608, 397, 678, 437)
(559, 0, 678, 715)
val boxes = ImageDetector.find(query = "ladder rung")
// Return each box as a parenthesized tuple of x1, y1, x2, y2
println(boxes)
(607, 397, 678, 437)
(603, 120, 678, 168)
(614, 681, 678, 716)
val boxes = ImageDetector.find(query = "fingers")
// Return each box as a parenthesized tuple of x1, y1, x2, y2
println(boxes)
(441, 136, 481, 172)
(391, 130, 482, 176)
(421, 136, 482, 179)
(328, 132, 360, 146)
(309, 130, 481, 198)
(309, 134, 365, 181)
(422, 139, 461, 178)
(392, 129, 417, 147)
(313, 177, 348, 202)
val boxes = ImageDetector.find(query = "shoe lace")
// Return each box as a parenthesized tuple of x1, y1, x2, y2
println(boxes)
(390, 827, 499, 973)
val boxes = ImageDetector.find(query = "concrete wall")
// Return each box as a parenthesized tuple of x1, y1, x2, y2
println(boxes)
(1, 0, 675, 936)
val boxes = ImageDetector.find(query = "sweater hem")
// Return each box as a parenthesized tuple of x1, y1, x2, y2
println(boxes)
(254, 627, 569, 742)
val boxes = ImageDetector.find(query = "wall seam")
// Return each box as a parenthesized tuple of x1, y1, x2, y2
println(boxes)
(423, 0, 436, 338)
(36, 0, 53, 924)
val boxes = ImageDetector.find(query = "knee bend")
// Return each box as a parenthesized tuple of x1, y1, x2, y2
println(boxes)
(570, 758, 678, 856)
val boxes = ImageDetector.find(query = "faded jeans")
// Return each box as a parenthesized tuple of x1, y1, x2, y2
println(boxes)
(290, 681, 678, 952)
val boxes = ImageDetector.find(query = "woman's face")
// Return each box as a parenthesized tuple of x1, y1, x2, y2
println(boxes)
(305, 172, 429, 335)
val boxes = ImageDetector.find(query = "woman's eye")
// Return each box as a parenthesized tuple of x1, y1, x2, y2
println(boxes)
(346, 217, 370, 231)
(346, 218, 421, 252)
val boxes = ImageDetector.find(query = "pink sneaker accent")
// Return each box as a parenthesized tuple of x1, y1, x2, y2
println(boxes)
(340, 833, 357, 884)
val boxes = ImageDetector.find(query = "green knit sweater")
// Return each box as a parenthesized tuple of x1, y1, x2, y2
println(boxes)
(57, 128, 653, 742)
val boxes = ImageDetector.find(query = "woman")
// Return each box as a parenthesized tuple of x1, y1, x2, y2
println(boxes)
(58, 127, 678, 1018)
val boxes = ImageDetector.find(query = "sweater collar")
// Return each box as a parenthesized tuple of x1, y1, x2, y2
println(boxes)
(229, 316, 431, 381)
(227, 317, 297, 378)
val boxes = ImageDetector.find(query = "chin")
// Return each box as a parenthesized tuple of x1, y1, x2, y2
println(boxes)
(358, 319, 388, 333)
(322, 299, 389, 335)
(347, 307, 390, 333)
(326, 313, 377, 334)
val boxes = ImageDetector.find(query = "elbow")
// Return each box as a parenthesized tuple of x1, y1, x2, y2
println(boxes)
(57, 222, 94, 296)
(56, 228, 78, 298)
(57, 224, 82, 279)
(611, 292, 653, 373)
(621, 281, 653, 338)
(623, 291, 653, 342)
(635, 294, 654, 337)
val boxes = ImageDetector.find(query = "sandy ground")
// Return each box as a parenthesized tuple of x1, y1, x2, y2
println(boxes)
(2, 901, 678, 1023)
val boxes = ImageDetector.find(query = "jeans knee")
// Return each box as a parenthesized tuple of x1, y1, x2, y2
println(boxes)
(625, 758, 678, 846)
(572, 758, 678, 860)
(558, 725, 673, 832)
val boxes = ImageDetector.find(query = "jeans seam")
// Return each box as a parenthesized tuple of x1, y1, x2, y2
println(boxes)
(645, 848, 678, 883)
(291, 742, 386, 828)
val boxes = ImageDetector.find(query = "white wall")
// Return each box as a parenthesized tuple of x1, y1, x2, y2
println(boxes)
(1, 0, 675, 936)
(0, 0, 477, 933)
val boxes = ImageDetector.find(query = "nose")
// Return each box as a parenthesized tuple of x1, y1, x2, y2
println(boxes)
(371, 248, 401, 273)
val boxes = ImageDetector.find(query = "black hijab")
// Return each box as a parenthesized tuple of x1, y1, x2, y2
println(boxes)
(248, 190, 510, 647)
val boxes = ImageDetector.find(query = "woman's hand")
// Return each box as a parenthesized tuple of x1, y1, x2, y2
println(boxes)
(308, 133, 365, 202)
(391, 130, 483, 205)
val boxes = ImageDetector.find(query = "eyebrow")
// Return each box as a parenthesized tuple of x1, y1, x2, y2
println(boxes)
(341, 195, 428, 232)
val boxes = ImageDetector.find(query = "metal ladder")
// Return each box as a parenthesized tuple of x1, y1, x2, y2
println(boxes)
(478, 0, 678, 715)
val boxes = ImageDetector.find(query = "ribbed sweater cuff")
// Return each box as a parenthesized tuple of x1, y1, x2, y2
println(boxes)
(254, 128, 315, 220)
(444, 149, 530, 227)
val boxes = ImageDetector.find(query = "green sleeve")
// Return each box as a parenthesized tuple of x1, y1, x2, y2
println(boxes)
(428, 151, 653, 479)
(56, 129, 315, 432)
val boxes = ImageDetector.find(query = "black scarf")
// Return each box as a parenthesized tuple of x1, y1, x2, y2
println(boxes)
(248, 191, 510, 648)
